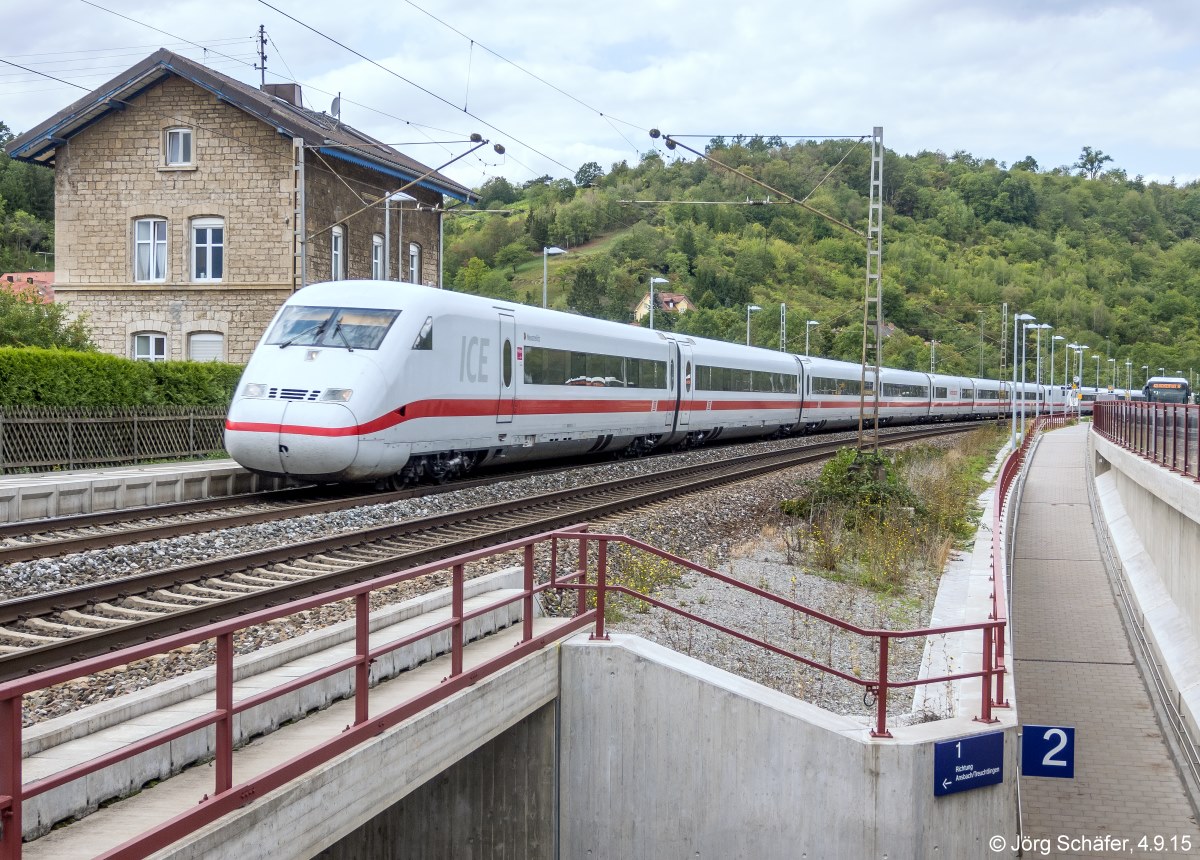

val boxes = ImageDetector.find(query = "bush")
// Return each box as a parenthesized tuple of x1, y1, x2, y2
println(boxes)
(0, 347, 242, 408)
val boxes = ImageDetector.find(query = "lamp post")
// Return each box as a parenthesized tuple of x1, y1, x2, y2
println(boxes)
(1050, 335, 1064, 415)
(1094, 355, 1101, 388)
(1078, 345, 1089, 414)
(1107, 357, 1116, 390)
(1034, 323, 1051, 386)
(1125, 359, 1132, 393)
(1011, 312, 1035, 448)
(647, 276, 669, 329)
(746, 304, 762, 345)
(805, 320, 819, 356)
(1159, 366, 1166, 377)
(542, 246, 567, 308)
(1142, 365, 1149, 385)
(1022, 321, 1038, 436)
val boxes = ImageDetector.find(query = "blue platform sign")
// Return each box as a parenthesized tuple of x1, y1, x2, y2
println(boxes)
(1021, 725, 1075, 778)
(934, 731, 1004, 796)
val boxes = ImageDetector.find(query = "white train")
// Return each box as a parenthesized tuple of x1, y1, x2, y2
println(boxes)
(224, 281, 1080, 486)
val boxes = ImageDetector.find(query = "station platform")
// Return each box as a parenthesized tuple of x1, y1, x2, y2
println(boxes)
(0, 460, 286, 524)
(1012, 424, 1200, 853)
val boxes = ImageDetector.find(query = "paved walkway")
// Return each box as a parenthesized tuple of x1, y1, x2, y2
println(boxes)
(1013, 424, 1200, 858)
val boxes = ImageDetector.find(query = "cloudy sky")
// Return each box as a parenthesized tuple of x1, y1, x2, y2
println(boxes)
(3, 0, 1198, 189)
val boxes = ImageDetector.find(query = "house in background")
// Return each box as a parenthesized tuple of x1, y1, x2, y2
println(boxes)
(633, 290, 696, 322)
(1, 272, 55, 302)
(6, 49, 476, 364)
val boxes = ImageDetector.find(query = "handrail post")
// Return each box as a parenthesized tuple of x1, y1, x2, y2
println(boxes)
(523, 544, 535, 642)
(977, 626, 997, 724)
(871, 635, 892, 738)
(549, 536, 559, 590)
(215, 632, 234, 795)
(1173, 404, 1180, 472)
(591, 539, 609, 641)
(575, 535, 589, 618)
(994, 622, 1009, 708)
(355, 593, 370, 724)
(451, 563, 464, 678)
(1, 694, 22, 859)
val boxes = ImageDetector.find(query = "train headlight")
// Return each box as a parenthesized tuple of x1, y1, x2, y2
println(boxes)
(242, 382, 267, 398)
(320, 388, 354, 402)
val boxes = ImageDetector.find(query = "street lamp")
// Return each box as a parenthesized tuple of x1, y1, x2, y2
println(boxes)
(1034, 323, 1051, 386)
(1022, 321, 1039, 434)
(1011, 312, 1035, 448)
(805, 320, 819, 356)
(1107, 357, 1116, 389)
(1094, 355, 1101, 388)
(1142, 365, 1149, 385)
(746, 304, 762, 345)
(647, 276, 669, 329)
(1159, 367, 1166, 377)
(1125, 359, 1132, 393)
(1050, 335, 1064, 415)
(542, 246, 567, 308)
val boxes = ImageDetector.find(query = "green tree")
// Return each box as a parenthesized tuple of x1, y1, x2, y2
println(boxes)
(0, 291, 93, 350)
(1074, 146, 1114, 180)
(494, 241, 529, 274)
(574, 161, 604, 187)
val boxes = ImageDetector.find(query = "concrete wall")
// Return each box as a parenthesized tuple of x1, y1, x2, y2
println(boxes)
(559, 635, 1018, 860)
(314, 703, 555, 860)
(1091, 432, 1200, 747)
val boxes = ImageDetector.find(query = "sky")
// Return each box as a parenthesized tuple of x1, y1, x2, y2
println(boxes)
(3, 0, 1199, 190)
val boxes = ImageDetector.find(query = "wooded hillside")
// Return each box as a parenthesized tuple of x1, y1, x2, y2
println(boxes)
(445, 139, 1200, 384)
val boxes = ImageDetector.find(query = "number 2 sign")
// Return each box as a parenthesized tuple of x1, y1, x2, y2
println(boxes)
(1021, 725, 1076, 778)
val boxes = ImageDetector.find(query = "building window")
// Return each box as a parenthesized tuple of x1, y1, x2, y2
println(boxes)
(407, 242, 421, 283)
(133, 331, 167, 361)
(135, 218, 167, 282)
(187, 331, 224, 362)
(165, 128, 193, 166)
(371, 234, 384, 280)
(331, 226, 345, 281)
(192, 218, 224, 281)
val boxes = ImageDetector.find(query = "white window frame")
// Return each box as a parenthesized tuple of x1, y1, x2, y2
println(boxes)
(371, 234, 384, 280)
(165, 127, 193, 166)
(133, 331, 168, 362)
(135, 218, 167, 283)
(331, 225, 345, 281)
(407, 242, 421, 284)
(192, 217, 224, 282)
(187, 331, 224, 362)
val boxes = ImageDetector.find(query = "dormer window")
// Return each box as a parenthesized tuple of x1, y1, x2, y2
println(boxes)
(165, 128, 193, 166)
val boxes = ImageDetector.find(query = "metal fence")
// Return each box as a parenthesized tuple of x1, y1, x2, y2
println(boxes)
(1094, 401, 1200, 480)
(0, 407, 227, 474)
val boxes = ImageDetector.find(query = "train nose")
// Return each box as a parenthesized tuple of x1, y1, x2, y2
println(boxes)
(226, 399, 360, 479)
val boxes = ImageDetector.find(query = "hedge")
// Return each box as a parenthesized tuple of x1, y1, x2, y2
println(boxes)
(0, 347, 244, 408)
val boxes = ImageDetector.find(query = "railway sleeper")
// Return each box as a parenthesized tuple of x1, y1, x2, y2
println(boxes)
(227, 572, 297, 587)
(150, 589, 218, 605)
(60, 610, 127, 628)
(94, 602, 161, 620)
(23, 618, 96, 636)
(179, 583, 251, 599)
(0, 627, 63, 645)
(124, 595, 195, 611)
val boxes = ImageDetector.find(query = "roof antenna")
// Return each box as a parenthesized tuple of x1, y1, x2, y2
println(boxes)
(255, 25, 268, 88)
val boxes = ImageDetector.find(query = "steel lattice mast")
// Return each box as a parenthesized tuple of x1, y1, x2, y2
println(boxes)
(857, 127, 884, 452)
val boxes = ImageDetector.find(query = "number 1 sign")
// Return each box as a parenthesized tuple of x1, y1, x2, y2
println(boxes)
(1021, 725, 1076, 778)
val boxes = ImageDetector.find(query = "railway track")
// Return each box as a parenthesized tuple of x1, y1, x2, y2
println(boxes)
(0, 424, 972, 680)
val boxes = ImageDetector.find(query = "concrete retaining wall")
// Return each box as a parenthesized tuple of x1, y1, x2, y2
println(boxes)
(559, 635, 1018, 860)
(1091, 432, 1200, 746)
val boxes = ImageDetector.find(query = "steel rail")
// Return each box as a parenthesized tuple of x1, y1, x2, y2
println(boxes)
(0, 425, 970, 680)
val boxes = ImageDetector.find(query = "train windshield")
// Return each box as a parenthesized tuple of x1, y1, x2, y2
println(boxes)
(267, 306, 400, 351)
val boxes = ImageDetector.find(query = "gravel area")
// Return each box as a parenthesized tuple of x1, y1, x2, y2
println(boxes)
(11, 428, 971, 727)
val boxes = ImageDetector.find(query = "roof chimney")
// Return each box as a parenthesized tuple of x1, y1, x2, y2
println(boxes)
(263, 82, 302, 108)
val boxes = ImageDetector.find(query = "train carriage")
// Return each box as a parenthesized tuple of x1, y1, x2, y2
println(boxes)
(878, 367, 932, 423)
(929, 373, 974, 421)
(798, 356, 875, 430)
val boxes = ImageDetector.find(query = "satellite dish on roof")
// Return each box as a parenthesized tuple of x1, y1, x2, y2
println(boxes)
(331, 94, 341, 121)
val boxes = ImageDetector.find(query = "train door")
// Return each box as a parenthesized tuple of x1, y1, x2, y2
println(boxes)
(676, 342, 693, 427)
(497, 312, 515, 423)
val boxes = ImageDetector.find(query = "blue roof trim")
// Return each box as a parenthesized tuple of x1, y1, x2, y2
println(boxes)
(317, 146, 472, 203)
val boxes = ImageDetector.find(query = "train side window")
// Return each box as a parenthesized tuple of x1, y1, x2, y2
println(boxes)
(412, 316, 433, 350)
(502, 339, 513, 387)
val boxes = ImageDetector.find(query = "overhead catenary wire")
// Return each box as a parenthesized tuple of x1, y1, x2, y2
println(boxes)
(254, 0, 575, 176)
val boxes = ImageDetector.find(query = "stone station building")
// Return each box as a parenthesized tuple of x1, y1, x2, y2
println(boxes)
(6, 49, 476, 363)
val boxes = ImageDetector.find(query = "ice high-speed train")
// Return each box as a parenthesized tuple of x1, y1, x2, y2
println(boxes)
(225, 281, 1079, 487)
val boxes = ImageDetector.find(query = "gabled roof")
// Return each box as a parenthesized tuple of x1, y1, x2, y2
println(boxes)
(5, 49, 477, 203)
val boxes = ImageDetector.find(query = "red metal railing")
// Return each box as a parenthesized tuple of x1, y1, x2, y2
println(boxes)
(1094, 401, 1200, 480)
(0, 433, 1048, 857)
